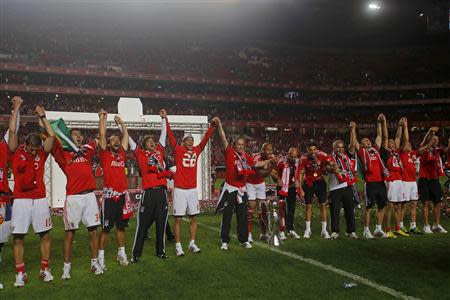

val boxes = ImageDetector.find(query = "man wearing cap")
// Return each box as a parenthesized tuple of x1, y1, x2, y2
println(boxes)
(165, 111, 219, 256)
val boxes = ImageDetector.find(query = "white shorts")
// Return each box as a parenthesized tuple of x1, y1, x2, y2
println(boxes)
(11, 198, 52, 234)
(0, 203, 12, 243)
(402, 181, 418, 201)
(64, 192, 101, 231)
(246, 182, 266, 201)
(386, 180, 405, 203)
(173, 188, 199, 217)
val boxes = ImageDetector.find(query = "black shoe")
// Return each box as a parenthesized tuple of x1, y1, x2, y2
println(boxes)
(156, 253, 168, 259)
(130, 256, 140, 263)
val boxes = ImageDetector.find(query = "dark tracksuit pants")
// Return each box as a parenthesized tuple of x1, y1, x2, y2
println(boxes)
(329, 186, 356, 234)
(132, 186, 168, 257)
(220, 190, 249, 244)
(278, 187, 297, 231)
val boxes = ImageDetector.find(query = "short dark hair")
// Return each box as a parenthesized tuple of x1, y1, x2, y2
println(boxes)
(307, 142, 317, 149)
(141, 135, 156, 150)
(25, 133, 43, 147)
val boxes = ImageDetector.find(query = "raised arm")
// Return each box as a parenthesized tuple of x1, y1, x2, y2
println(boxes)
(394, 118, 404, 149)
(114, 115, 129, 151)
(420, 127, 438, 148)
(198, 117, 218, 152)
(36, 106, 55, 153)
(7, 96, 23, 152)
(98, 109, 107, 150)
(418, 129, 436, 155)
(348, 121, 358, 153)
(379, 113, 388, 149)
(216, 118, 229, 150)
(375, 114, 383, 149)
(164, 110, 177, 148)
(159, 109, 167, 147)
(401, 118, 409, 152)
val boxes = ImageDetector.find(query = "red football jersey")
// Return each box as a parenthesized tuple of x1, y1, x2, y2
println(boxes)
(357, 146, 384, 182)
(11, 145, 49, 199)
(400, 150, 418, 182)
(299, 151, 329, 185)
(275, 159, 298, 187)
(225, 145, 255, 188)
(0, 140, 11, 194)
(99, 147, 127, 193)
(52, 139, 96, 195)
(385, 149, 403, 182)
(247, 153, 267, 185)
(167, 118, 214, 189)
(419, 148, 444, 180)
(136, 144, 166, 189)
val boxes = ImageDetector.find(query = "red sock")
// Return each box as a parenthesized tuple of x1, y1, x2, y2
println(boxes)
(247, 208, 255, 234)
(16, 262, 25, 273)
(386, 226, 391, 232)
(278, 200, 286, 232)
(395, 225, 400, 231)
(41, 259, 49, 270)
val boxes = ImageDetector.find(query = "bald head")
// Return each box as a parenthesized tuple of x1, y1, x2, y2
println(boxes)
(261, 143, 273, 159)
(288, 147, 298, 162)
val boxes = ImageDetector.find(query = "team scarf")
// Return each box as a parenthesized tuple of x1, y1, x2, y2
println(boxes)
(360, 147, 390, 178)
(235, 150, 255, 177)
(102, 188, 133, 220)
(387, 148, 403, 172)
(332, 152, 356, 186)
(279, 157, 299, 196)
(428, 147, 445, 177)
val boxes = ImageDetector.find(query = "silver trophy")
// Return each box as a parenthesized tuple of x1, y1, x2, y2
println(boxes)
(267, 200, 283, 246)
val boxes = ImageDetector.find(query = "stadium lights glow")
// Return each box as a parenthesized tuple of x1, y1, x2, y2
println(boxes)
(368, 3, 381, 10)
(419, 13, 424, 17)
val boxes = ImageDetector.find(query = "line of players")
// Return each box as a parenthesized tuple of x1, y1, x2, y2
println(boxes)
(0, 97, 449, 289)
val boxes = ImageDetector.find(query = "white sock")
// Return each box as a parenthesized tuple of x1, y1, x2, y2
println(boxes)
(64, 262, 71, 268)
(305, 221, 311, 231)
(399, 222, 404, 229)
(189, 240, 195, 246)
(364, 226, 370, 232)
(175, 242, 182, 248)
(410, 222, 416, 229)
(118, 247, 126, 256)
(91, 258, 98, 265)
(375, 224, 382, 231)
(321, 222, 327, 232)
(98, 250, 105, 259)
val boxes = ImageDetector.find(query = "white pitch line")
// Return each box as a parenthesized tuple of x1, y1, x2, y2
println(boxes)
(194, 220, 421, 300)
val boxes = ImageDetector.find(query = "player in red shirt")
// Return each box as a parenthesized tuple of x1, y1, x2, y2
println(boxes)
(382, 117, 410, 238)
(216, 119, 270, 250)
(50, 123, 103, 278)
(98, 110, 130, 269)
(417, 126, 449, 234)
(10, 104, 55, 287)
(0, 97, 22, 289)
(165, 110, 217, 256)
(298, 143, 331, 239)
(398, 118, 421, 234)
(271, 148, 301, 240)
(131, 109, 170, 261)
(351, 114, 389, 239)
(245, 143, 277, 243)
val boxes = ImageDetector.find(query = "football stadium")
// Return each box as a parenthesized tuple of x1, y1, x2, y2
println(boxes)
(0, 0, 450, 299)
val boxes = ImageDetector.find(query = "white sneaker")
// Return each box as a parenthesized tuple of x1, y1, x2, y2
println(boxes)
(0, 282, 3, 290)
(241, 242, 253, 249)
(321, 231, 331, 239)
(98, 257, 107, 270)
(279, 231, 287, 240)
(288, 230, 301, 239)
(188, 243, 201, 253)
(346, 232, 358, 239)
(117, 253, 129, 266)
(61, 265, 71, 280)
(248, 233, 254, 243)
(330, 232, 339, 239)
(14, 272, 28, 287)
(91, 262, 104, 275)
(259, 233, 269, 242)
(175, 245, 185, 256)
(221, 243, 229, 251)
(423, 225, 433, 234)
(40, 268, 54, 282)
(374, 229, 387, 238)
(303, 230, 312, 239)
(432, 224, 448, 234)
(363, 230, 375, 239)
